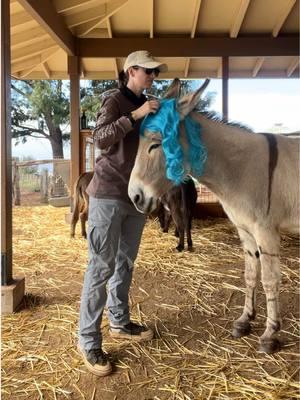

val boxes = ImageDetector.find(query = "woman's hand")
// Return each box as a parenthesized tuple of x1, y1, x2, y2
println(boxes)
(131, 100, 160, 120)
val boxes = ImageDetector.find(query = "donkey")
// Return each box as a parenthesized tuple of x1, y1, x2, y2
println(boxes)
(128, 78, 300, 354)
(157, 176, 198, 251)
(70, 171, 93, 238)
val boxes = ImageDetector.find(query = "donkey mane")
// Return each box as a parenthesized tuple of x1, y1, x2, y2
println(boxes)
(196, 110, 254, 133)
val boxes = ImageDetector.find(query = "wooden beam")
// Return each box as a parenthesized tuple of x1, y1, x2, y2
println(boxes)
(68, 56, 81, 200)
(18, 0, 75, 55)
(287, 56, 299, 77)
(12, 39, 58, 62)
(10, 10, 32, 27)
(149, 0, 154, 38)
(77, 36, 299, 57)
(11, 26, 49, 49)
(106, 18, 119, 79)
(42, 61, 51, 78)
(191, 0, 202, 38)
(272, 0, 296, 37)
(252, 57, 265, 77)
(73, 0, 128, 36)
(222, 56, 229, 122)
(1, 0, 13, 285)
(184, 59, 190, 78)
(11, 54, 42, 73)
(217, 60, 222, 78)
(230, 0, 250, 38)
(54, 0, 98, 14)
(19, 48, 59, 78)
(65, 5, 106, 28)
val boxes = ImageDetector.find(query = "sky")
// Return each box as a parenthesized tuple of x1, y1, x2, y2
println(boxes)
(12, 78, 300, 160)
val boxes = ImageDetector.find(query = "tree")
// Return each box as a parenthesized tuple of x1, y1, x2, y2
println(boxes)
(11, 80, 70, 159)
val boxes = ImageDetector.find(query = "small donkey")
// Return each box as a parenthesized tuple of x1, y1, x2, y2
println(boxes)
(157, 176, 198, 251)
(70, 171, 93, 238)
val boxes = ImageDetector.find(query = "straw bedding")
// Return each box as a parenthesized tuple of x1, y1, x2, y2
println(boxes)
(1, 205, 299, 400)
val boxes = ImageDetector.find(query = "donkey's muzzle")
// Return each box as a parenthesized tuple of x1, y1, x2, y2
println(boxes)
(131, 189, 157, 214)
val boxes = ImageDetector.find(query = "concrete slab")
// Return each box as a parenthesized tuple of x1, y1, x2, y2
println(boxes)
(49, 196, 70, 207)
(1, 276, 25, 313)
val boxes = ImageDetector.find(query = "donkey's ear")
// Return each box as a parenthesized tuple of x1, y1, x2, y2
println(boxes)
(163, 78, 181, 99)
(177, 79, 210, 119)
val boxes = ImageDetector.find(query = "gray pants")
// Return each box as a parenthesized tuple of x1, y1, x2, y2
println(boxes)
(79, 197, 146, 350)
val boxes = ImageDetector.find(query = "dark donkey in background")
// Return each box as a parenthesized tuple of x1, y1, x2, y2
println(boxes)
(70, 172, 93, 238)
(157, 176, 197, 251)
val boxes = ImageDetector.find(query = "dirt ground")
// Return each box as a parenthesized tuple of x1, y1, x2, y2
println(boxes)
(1, 205, 299, 400)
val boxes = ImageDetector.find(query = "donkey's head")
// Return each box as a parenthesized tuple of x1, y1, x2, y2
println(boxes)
(128, 78, 209, 214)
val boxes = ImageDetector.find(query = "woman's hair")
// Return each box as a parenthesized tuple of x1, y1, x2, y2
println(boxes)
(118, 70, 129, 89)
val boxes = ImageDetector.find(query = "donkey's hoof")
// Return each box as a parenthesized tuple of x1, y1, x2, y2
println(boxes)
(187, 245, 194, 252)
(176, 245, 184, 252)
(232, 321, 251, 338)
(259, 338, 281, 354)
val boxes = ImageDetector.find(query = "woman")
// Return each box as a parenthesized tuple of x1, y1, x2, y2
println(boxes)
(78, 51, 167, 376)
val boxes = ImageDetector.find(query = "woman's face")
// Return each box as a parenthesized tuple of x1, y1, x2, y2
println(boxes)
(128, 66, 159, 89)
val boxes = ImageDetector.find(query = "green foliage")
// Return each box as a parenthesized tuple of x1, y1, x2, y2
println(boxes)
(11, 80, 70, 158)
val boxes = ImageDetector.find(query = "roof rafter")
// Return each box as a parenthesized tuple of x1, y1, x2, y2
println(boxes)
(272, 0, 296, 37)
(77, 36, 299, 57)
(10, 11, 32, 27)
(11, 26, 49, 49)
(107, 18, 119, 79)
(287, 56, 299, 77)
(191, 0, 202, 38)
(17, 0, 75, 55)
(185, 0, 202, 79)
(184, 59, 190, 78)
(230, 0, 250, 38)
(42, 62, 51, 78)
(149, 0, 154, 38)
(54, 0, 98, 14)
(12, 40, 58, 63)
(17, 48, 59, 77)
(252, 57, 265, 77)
(73, 0, 128, 36)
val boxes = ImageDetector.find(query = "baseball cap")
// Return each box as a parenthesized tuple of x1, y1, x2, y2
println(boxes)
(123, 50, 168, 73)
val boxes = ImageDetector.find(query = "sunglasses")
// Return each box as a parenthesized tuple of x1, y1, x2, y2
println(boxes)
(132, 66, 160, 77)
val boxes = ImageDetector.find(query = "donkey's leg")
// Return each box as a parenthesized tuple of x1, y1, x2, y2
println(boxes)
(170, 208, 185, 251)
(232, 228, 260, 338)
(255, 229, 281, 354)
(80, 212, 87, 239)
(186, 214, 193, 250)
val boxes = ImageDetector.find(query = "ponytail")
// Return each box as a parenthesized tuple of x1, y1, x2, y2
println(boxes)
(118, 70, 129, 89)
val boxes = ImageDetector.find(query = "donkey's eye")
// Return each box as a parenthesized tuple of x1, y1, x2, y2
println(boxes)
(148, 143, 161, 153)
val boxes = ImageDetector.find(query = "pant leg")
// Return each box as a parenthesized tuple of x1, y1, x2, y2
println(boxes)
(78, 198, 122, 350)
(107, 202, 146, 326)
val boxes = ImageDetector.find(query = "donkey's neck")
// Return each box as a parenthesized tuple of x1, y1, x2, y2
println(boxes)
(188, 112, 260, 200)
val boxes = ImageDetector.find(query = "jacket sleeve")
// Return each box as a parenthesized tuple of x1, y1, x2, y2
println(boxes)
(93, 95, 133, 150)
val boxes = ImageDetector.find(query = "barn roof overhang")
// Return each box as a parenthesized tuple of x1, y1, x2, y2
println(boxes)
(11, 0, 300, 80)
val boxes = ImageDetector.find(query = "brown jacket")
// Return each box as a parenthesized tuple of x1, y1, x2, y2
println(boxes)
(87, 87, 147, 203)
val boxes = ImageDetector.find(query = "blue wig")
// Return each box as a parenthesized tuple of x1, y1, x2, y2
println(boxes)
(140, 98, 207, 184)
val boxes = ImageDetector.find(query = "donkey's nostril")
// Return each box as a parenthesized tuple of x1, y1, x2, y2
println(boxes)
(134, 194, 140, 204)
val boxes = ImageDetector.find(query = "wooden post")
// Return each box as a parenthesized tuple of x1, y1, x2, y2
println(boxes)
(40, 169, 49, 203)
(1, 0, 25, 311)
(222, 56, 229, 122)
(1, 0, 13, 285)
(68, 56, 80, 212)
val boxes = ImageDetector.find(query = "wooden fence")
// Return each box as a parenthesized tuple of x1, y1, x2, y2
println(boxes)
(12, 159, 70, 206)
